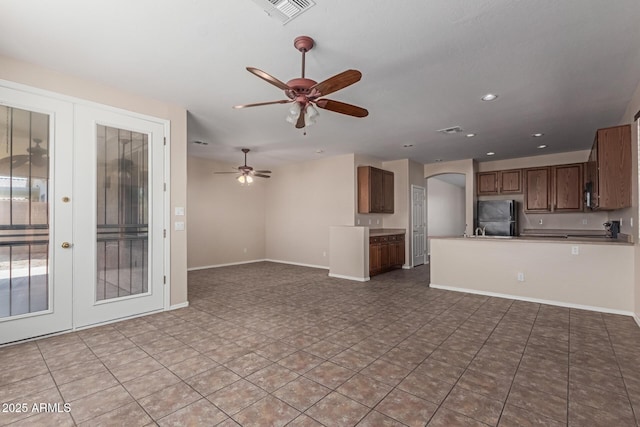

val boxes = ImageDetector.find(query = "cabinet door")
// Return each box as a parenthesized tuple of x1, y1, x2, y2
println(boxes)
(369, 240, 381, 275)
(477, 172, 498, 195)
(553, 164, 583, 211)
(524, 167, 551, 212)
(499, 169, 522, 194)
(371, 167, 384, 213)
(380, 242, 390, 269)
(383, 171, 394, 213)
(587, 144, 599, 209)
(597, 125, 632, 210)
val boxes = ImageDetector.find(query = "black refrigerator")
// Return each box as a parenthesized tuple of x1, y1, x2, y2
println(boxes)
(477, 200, 518, 236)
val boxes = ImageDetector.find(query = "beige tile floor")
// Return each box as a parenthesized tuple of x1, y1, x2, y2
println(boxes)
(1, 262, 640, 426)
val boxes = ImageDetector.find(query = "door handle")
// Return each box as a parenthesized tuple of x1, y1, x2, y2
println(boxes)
(61, 242, 72, 249)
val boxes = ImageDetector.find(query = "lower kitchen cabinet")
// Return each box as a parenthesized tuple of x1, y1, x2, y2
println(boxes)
(369, 233, 405, 276)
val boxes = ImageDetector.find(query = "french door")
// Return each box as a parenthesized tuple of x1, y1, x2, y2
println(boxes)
(73, 105, 166, 328)
(0, 85, 166, 345)
(0, 87, 74, 344)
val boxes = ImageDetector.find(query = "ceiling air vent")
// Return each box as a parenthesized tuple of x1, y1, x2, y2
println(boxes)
(251, 0, 316, 24)
(437, 126, 464, 135)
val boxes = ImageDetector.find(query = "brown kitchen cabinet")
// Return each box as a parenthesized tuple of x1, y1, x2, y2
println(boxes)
(358, 166, 394, 213)
(586, 124, 632, 210)
(369, 233, 404, 277)
(524, 164, 583, 213)
(524, 167, 551, 212)
(476, 169, 522, 195)
(553, 163, 583, 212)
(477, 171, 499, 195)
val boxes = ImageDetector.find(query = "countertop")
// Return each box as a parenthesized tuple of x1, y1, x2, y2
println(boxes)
(430, 235, 633, 245)
(369, 228, 406, 237)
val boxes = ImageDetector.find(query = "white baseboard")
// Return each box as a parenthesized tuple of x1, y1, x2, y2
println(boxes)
(328, 273, 370, 282)
(429, 283, 636, 317)
(187, 259, 267, 271)
(402, 265, 411, 270)
(265, 259, 329, 270)
(169, 301, 189, 310)
(634, 314, 640, 328)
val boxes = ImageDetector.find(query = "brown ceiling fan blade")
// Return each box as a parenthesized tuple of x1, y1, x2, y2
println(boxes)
(214, 171, 240, 174)
(254, 170, 272, 174)
(233, 100, 291, 109)
(254, 174, 271, 178)
(246, 67, 291, 91)
(315, 99, 369, 117)
(295, 110, 305, 129)
(310, 70, 362, 97)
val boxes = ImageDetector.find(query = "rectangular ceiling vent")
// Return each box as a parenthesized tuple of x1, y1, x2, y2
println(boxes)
(252, 0, 316, 24)
(437, 126, 464, 135)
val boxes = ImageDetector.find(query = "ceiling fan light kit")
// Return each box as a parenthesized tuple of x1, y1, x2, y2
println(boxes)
(234, 36, 368, 129)
(214, 148, 271, 185)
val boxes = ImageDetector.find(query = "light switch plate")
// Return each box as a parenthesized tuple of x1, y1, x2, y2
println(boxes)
(175, 221, 185, 231)
(175, 207, 185, 216)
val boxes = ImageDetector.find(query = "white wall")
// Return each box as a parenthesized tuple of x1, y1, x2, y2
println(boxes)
(187, 157, 266, 269)
(427, 176, 466, 238)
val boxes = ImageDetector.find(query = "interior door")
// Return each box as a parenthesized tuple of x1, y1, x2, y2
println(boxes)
(411, 185, 426, 267)
(73, 105, 165, 328)
(0, 86, 74, 345)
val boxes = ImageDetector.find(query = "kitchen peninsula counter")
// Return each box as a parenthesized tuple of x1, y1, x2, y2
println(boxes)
(430, 236, 634, 314)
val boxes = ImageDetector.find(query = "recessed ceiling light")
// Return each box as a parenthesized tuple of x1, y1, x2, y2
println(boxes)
(537, 144, 547, 149)
(481, 93, 498, 101)
(403, 144, 413, 148)
(466, 133, 476, 138)
(486, 152, 495, 156)
(532, 133, 544, 137)
(435, 159, 443, 162)
(315, 149, 324, 154)
(192, 140, 209, 145)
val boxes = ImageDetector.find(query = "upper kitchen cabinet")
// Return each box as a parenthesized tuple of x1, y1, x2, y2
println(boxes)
(586, 124, 632, 210)
(477, 171, 498, 195)
(524, 167, 551, 212)
(524, 164, 584, 213)
(476, 169, 522, 196)
(553, 163, 583, 212)
(358, 166, 394, 214)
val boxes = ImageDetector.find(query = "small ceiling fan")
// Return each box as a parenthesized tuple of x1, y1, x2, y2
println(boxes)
(0, 138, 48, 176)
(214, 148, 271, 184)
(233, 35, 368, 129)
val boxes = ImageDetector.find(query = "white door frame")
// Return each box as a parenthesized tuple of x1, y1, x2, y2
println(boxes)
(0, 79, 171, 342)
(411, 184, 427, 267)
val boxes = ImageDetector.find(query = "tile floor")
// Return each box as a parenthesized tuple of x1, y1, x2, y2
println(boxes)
(1, 262, 640, 426)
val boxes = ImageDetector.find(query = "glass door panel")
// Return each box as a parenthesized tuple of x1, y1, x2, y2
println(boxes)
(0, 86, 73, 345)
(0, 106, 50, 318)
(96, 125, 149, 302)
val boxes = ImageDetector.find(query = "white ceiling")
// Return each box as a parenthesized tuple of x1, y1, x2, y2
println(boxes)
(1, 1, 639, 169)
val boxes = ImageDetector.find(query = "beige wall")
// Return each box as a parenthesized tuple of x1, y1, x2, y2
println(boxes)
(618, 78, 640, 322)
(187, 157, 266, 269)
(425, 159, 475, 236)
(265, 153, 355, 267)
(329, 226, 368, 280)
(0, 55, 188, 306)
(431, 238, 634, 313)
(427, 177, 466, 238)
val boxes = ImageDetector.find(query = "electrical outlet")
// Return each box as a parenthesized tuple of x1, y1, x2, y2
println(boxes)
(243, 248, 247, 253)
(538, 219, 543, 225)
(582, 219, 588, 225)
(571, 246, 579, 255)
(631, 217, 634, 227)
(323, 251, 327, 257)
(376, 219, 380, 225)
(369, 219, 372, 225)
(517, 272, 525, 282)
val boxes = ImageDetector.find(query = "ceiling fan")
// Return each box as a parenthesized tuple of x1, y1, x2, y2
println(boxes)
(214, 148, 271, 184)
(233, 35, 368, 129)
